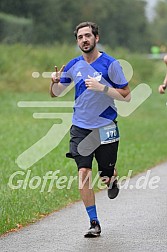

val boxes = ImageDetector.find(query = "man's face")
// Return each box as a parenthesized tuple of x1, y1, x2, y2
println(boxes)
(76, 26, 99, 53)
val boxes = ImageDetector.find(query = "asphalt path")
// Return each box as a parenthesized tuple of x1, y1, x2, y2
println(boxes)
(0, 162, 167, 252)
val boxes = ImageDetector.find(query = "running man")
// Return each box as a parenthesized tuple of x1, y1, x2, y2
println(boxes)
(50, 22, 130, 238)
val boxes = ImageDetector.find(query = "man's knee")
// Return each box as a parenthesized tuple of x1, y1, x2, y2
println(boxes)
(79, 168, 91, 178)
(99, 167, 115, 178)
(78, 168, 92, 187)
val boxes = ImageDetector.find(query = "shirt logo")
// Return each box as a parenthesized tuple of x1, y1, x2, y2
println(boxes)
(93, 72, 102, 81)
(76, 71, 82, 77)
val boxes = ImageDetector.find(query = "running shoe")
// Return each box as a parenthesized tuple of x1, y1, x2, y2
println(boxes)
(84, 220, 101, 238)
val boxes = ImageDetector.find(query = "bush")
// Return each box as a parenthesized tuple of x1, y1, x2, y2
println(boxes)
(0, 12, 33, 44)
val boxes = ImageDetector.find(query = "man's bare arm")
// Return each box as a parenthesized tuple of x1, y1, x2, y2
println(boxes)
(50, 82, 66, 97)
(50, 65, 66, 97)
(85, 76, 131, 101)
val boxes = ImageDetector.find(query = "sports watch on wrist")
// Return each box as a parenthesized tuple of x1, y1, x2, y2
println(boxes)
(103, 85, 109, 93)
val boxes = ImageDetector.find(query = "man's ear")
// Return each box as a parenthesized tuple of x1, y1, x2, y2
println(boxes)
(96, 35, 100, 43)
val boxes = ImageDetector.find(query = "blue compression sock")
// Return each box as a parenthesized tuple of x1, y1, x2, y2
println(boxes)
(86, 205, 99, 224)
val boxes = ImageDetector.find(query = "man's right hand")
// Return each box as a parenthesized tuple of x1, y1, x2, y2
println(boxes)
(51, 65, 65, 84)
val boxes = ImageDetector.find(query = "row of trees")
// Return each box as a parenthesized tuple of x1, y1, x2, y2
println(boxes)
(0, 0, 167, 52)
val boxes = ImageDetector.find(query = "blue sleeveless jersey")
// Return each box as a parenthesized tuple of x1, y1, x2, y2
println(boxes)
(60, 52, 128, 129)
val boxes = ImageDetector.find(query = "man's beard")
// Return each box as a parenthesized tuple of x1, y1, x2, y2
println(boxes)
(80, 41, 96, 53)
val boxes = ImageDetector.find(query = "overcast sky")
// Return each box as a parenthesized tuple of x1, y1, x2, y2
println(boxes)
(145, 0, 159, 21)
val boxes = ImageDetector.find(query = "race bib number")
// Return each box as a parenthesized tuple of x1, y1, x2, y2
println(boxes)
(99, 123, 120, 144)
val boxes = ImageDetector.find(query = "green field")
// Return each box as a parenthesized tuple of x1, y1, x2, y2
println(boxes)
(0, 44, 167, 235)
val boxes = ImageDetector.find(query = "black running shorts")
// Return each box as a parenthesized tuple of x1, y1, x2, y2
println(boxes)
(66, 125, 119, 178)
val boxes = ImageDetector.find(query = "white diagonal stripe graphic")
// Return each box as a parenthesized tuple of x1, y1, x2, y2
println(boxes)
(115, 83, 152, 117)
(15, 113, 72, 169)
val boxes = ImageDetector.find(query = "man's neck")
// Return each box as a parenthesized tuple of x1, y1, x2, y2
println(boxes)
(82, 49, 101, 64)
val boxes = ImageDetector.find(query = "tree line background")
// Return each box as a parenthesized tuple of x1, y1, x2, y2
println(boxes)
(0, 0, 167, 52)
